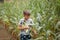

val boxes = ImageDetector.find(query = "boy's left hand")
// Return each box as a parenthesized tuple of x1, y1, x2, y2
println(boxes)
(31, 30, 38, 38)
(33, 30, 38, 35)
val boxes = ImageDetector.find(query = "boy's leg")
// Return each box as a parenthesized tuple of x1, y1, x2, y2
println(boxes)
(26, 38, 31, 40)
(20, 34, 27, 40)
(20, 34, 24, 40)
(20, 34, 31, 40)
(26, 35, 31, 40)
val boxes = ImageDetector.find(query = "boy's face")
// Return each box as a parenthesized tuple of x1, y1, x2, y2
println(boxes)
(24, 14, 30, 20)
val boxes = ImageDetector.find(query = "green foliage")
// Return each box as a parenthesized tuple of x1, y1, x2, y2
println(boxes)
(0, 0, 60, 40)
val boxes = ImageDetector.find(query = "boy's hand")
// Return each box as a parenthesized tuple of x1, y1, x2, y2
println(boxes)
(31, 29, 38, 38)
(18, 25, 29, 30)
(33, 30, 37, 35)
(23, 26, 30, 29)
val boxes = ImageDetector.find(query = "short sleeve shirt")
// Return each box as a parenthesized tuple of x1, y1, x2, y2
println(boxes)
(19, 18, 34, 35)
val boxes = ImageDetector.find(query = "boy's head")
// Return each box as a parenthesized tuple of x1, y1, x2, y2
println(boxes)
(23, 10, 31, 20)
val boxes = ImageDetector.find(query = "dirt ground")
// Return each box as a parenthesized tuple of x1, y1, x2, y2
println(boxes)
(0, 24, 12, 40)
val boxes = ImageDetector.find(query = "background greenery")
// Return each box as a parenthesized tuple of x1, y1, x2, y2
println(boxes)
(0, 0, 60, 40)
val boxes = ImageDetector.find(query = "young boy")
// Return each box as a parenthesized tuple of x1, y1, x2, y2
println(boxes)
(18, 10, 37, 40)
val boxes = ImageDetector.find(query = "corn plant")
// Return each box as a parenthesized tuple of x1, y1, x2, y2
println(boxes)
(0, 0, 60, 40)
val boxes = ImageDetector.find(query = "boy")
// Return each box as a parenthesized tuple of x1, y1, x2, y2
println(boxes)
(18, 10, 37, 40)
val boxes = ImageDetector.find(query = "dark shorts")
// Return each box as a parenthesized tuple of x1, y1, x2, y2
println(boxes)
(20, 34, 31, 40)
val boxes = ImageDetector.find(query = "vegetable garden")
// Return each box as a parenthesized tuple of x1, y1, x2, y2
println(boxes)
(0, 0, 60, 40)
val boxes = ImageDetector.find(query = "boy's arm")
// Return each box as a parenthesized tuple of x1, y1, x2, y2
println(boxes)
(18, 25, 29, 30)
(18, 19, 29, 30)
(31, 28, 37, 34)
(29, 19, 37, 34)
